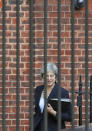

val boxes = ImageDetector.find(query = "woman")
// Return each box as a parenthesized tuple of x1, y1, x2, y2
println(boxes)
(34, 63, 72, 131)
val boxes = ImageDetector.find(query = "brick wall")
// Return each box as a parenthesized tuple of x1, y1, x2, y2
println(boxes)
(0, 0, 92, 130)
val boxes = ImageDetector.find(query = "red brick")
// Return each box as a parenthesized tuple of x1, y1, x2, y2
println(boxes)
(8, 127, 16, 131)
(88, 0, 92, 11)
(0, 0, 92, 129)
(0, 1, 2, 9)
(20, 120, 29, 125)
(48, 0, 57, 5)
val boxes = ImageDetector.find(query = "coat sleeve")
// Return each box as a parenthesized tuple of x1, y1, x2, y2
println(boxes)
(62, 89, 72, 121)
(34, 86, 42, 114)
(55, 88, 72, 122)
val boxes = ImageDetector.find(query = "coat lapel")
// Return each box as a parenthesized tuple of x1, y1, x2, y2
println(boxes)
(48, 83, 58, 100)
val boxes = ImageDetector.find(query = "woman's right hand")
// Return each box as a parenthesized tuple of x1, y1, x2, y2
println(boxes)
(47, 104, 56, 117)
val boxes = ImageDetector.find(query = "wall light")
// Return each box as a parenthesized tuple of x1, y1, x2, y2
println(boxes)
(74, 0, 85, 10)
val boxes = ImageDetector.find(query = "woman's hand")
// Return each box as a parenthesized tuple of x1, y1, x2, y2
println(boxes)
(47, 104, 56, 116)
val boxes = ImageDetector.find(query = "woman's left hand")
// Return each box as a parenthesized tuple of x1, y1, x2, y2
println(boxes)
(47, 104, 56, 116)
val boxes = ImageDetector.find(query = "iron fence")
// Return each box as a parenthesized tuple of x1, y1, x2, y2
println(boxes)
(1, 0, 92, 131)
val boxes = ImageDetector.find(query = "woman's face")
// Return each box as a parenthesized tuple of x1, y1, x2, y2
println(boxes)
(47, 71, 56, 87)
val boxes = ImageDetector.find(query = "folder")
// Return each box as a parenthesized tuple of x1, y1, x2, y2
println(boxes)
(48, 98, 72, 112)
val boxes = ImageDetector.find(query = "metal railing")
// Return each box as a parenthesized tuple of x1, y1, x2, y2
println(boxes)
(1, 0, 91, 131)
(76, 75, 92, 126)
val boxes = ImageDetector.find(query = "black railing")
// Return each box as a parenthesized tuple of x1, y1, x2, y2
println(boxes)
(75, 75, 92, 126)
(90, 76, 92, 123)
(1, 0, 91, 131)
(16, 0, 20, 130)
(2, 0, 6, 130)
(77, 75, 82, 126)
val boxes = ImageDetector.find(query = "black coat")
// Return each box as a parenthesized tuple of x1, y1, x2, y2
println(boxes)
(34, 83, 72, 131)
